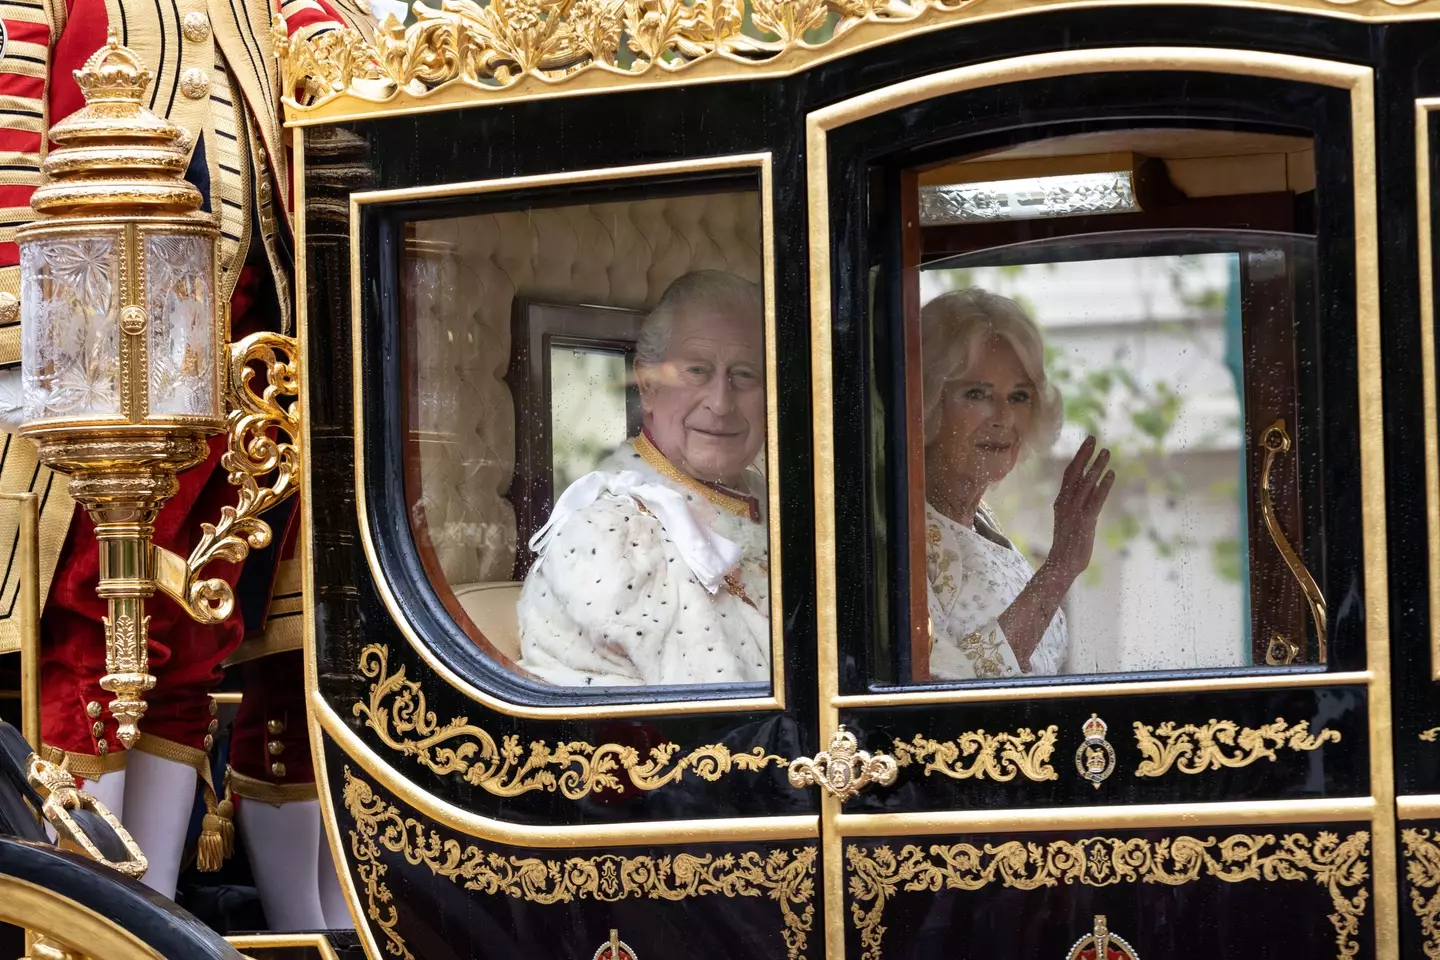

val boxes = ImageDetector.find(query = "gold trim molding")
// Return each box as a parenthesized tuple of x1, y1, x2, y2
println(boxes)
(342, 767, 817, 960)
(279, 0, 1440, 126)
(1133, 718, 1341, 777)
(891, 726, 1057, 782)
(355, 644, 787, 797)
(1403, 828, 1440, 957)
(846, 830, 1370, 960)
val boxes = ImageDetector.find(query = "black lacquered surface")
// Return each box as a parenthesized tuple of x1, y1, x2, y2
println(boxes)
(843, 822, 1376, 959)
(843, 684, 1368, 813)
(324, 739, 819, 960)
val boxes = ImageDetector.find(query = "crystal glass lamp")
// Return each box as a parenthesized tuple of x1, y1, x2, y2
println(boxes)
(16, 33, 224, 746)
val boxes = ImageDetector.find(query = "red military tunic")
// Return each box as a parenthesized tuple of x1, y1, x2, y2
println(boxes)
(0, 0, 368, 822)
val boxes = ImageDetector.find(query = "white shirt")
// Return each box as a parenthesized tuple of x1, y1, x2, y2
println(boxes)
(517, 436, 770, 686)
(926, 502, 1067, 679)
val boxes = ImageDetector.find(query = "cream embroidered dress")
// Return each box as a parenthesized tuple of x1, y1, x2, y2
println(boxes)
(926, 502, 1067, 679)
(517, 433, 771, 686)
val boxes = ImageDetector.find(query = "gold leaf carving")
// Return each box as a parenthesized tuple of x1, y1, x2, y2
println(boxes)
(176, 332, 302, 624)
(847, 831, 1370, 960)
(890, 726, 1058, 782)
(343, 768, 817, 959)
(1132, 718, 1341, 777)
(1420, 727, 1440, 742)
(1404, 827, 1440, 958)
(276, 0, 1434, 116)
(354, 644, 787, 797)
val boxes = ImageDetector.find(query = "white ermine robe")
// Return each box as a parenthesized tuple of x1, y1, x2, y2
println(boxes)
(517, 436, 771, 686)
(926, 502, 1068, 679)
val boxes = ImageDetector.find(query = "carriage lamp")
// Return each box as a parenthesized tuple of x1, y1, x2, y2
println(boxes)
(16, 33, 300, 747)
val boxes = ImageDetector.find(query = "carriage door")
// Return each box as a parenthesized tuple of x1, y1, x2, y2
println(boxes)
(810, 49, 1392, 959)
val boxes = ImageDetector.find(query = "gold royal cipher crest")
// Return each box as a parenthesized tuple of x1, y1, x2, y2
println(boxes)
(1075, 713, 1116, 789)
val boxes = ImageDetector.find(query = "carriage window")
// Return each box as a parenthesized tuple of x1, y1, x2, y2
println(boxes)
(400, 180, 773, 690)
(884, 131, 1324, 683)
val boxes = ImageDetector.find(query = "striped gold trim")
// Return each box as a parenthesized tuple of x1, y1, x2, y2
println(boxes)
(133, 731, 209, 775)
(224, 612, 304, 665)
(39, 743, 128, 782)
(229, 767, 318, 804)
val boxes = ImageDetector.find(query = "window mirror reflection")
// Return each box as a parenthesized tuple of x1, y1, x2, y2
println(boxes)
(886, 129, 1324, 683)
(400, 178, 772, 691)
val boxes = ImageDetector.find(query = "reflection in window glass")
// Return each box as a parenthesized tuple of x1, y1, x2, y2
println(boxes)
(401, 183, 771, 690)
(919, 255, 1246, 679)
(549, 344, 631, 493)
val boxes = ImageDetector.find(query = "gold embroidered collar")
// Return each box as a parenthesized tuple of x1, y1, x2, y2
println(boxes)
(634, 431, 759, 522)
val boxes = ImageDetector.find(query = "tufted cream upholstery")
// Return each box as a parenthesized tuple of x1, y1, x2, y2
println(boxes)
(407, 191, 763, 656)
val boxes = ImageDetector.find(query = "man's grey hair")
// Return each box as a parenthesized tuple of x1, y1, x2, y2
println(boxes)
(636, 270, 763, 366)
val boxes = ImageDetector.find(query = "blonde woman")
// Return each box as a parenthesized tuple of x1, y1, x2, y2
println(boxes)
(921, 288, 1114, 680)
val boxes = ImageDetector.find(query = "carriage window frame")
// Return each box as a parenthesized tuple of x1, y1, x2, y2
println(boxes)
(806, 51, 1386, 703)
(351, 155, 789, 717)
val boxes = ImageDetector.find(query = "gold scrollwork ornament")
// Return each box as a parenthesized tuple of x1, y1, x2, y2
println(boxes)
(846, 831, 1369, 960)
(343, 769, 816, 960)
(892, 726, 1058, 782)
(788, 725, 898, 801)
(1402, 827, 1440, 957)
(1075, 713, 1115, 789)
(1132, 717, 1340, 778)
(354, 644, 786, 797)
(1067, 915, 1139, 960)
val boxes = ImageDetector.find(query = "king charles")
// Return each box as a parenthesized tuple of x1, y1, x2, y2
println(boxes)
(518, 270, 771, 686)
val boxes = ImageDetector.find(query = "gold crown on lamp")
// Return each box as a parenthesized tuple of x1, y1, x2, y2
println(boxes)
(73, 30, 153, 102)
(1081, 713, 1108, 739)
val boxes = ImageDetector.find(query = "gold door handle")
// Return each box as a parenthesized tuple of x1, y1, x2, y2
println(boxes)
(788, 725, 898, 801)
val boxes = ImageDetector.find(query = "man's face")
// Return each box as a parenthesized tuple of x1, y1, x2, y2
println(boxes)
(637, 302, 766, 487)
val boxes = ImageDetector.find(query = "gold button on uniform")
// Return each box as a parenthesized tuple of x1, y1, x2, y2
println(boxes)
(180, 68, 209, 100)
(182, 11, 211, 41)
(207, 718, 219, 734)
(209, 698, 219, 716)
(266, 719, 284, 735)
(90, 721, 104, 738)
(270, 762, 286, 778)
(267, 740, 284, 756)
(203, 734, 214, 751)
(86, 701, 102, 719)
(96, 739, 108, 756)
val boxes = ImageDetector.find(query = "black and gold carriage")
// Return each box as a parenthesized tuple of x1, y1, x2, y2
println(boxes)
(16, 0, 1440, 956)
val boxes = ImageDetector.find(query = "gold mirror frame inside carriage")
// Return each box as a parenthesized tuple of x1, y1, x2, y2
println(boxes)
(279, 9, 1417, 960)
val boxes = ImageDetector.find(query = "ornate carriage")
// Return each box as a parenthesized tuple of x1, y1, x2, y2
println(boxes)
(7, 0, 1440, 957)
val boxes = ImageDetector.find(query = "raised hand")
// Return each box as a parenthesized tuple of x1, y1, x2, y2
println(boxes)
(1046, 436, 1115, 582)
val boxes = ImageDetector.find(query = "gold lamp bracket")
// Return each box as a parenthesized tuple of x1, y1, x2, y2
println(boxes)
(152, 332, 301, 624)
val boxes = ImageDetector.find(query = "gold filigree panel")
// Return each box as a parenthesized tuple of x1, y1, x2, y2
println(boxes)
(1132, 718, 1341, 777)
(342, 768, 817, 959)
(277, 0, 1439, 121)
(846, 831, 1370, 960)
(1403, 827, 1440, 958)
(891, 726, 1057, 782)
(354, 644, 787, 797)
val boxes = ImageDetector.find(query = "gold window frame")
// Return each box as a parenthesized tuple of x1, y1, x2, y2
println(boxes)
(344, 152, 788, 720)
(1417, 97, 1440, 684)
(803, 47, 1393, 959)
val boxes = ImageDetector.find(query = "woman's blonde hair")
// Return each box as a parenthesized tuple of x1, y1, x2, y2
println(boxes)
(919, 287, 1063, 454)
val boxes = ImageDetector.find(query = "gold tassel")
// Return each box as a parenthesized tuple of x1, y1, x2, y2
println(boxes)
(197, 777, 232, 872)
(217, 776, 235, 858)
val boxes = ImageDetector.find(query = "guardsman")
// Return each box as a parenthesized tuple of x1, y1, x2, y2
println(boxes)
(0, 0, 370, 922)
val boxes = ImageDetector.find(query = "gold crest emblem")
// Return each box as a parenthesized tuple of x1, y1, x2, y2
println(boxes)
(1074, 714, 1115, 789)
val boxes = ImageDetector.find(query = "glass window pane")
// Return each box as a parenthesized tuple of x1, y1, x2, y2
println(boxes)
(400, 179, 772, 692)
(885, 129, 1324, 683)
